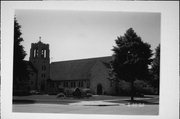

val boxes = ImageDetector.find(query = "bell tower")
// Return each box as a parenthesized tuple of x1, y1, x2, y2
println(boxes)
(29, 37, 50, 93)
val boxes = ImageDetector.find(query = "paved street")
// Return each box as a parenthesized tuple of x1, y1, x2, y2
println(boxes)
(13, 103, 158, 115)
(13, 95, 159, 115)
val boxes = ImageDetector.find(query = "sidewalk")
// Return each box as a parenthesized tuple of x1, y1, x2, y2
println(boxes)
(69, 100, 123, 106)
(13, 95, 159, 105)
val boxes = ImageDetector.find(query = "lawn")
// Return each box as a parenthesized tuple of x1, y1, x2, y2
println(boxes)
(13, 94, 159, 105)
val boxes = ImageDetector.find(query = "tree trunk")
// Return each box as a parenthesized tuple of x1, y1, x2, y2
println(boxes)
(115, 81, 119, 95)
(130, 80, 135, 102)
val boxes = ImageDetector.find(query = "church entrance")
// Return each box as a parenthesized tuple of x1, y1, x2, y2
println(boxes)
(97, 84, 103, 95)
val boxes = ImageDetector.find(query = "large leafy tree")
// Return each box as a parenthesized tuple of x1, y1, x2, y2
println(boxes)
(151, 44, 160, 94)
(13, 18, 28, 91)
(111, 28, 153, 101)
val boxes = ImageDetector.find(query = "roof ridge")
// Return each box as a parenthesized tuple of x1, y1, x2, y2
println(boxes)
(51, 56, 112, 64)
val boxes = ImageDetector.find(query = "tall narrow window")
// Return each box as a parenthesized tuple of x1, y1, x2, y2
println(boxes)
(79, 81, 83, 87)
(78, 81, 81, 87)
(41, 49, 44, 58)
(34, 49, 36, 58)
(81, 81, 83, 87)
(64, 81, 68, 87)
(71, 81, 76, 88)
(74, 82, 76, 87)
(71, 82, 73, 87)
(44, 50, 46, 58)
(36, 49, 38, 57)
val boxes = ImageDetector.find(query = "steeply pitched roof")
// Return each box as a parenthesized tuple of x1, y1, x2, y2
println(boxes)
(50, 56, 112, 81)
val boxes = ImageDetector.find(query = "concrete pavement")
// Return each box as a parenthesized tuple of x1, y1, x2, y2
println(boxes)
(13, 95, 159, 115)
(13, 103, 159, 115)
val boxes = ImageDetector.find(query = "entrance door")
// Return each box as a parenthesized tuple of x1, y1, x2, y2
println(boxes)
(97, 84, 103, 95)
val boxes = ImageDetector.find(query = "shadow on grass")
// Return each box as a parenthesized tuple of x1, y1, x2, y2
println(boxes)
(84, 104, 120, 107)
(13, 99, 36, 104)
(13, 99, 81, 105)
(53, 100, 81, 105)
(106, 98, 159, 105)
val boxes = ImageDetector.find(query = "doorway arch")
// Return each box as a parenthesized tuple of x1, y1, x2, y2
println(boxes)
(97, 84, 103, 95)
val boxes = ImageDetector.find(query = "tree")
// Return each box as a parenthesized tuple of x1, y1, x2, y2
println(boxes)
(13, 18, 28, 92)
(110, 28, 153, 101)
(151, 44, 160, 94)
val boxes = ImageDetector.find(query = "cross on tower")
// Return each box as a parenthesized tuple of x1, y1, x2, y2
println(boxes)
(39, 36, 42, 42)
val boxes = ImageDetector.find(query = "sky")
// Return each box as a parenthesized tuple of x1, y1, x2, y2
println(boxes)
(15, 10, 160, 62)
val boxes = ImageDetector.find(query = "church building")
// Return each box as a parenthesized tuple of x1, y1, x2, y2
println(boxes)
(28, 40, 116, 95)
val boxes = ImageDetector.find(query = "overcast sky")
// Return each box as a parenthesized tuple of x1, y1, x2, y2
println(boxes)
(15, 10, 160, 62)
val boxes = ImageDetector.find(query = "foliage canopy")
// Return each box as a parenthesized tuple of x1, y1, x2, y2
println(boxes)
(13, 18, 28, 90)
(111, 28, 153, 82)
(109, 28, 153, 100)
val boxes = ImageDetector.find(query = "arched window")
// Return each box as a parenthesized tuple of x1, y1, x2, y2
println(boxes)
(34, 49, 36, 58)
(44, 50, 46, 58)
(41, 49, 44, 58)
(36, 49, 38, 57)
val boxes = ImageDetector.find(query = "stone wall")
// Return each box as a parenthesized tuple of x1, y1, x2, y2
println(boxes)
(90, 61, 115, 95)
